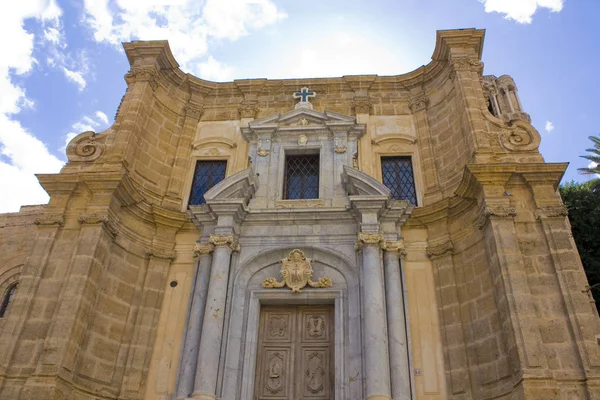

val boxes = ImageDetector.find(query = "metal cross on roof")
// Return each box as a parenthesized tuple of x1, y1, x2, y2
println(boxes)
(293, 87, 316, 103)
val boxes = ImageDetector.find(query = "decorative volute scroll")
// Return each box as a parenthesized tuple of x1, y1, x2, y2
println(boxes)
(66, 131, 106, 162)
(262, 249, 333, 293)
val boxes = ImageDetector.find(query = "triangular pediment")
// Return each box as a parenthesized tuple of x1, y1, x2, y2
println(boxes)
(242, 108, 365, 138)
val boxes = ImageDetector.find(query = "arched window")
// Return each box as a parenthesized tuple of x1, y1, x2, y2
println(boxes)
(0, 282, 18, 318)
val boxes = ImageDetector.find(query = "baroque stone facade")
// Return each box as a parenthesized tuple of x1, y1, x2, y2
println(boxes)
(0, 28, 599, 400)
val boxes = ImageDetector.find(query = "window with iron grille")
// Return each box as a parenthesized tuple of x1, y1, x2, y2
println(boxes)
(283, 154, 320, 200)
(381, 156, 418, 205)
(188, 160, 227, 205)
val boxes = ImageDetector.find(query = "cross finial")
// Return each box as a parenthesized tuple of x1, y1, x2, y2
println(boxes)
(293, 87, 316, 110)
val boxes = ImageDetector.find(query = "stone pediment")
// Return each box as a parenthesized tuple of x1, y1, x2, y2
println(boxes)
(242, 108, 365, 139)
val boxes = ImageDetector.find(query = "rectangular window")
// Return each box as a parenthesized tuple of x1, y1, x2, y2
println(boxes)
(188, 160, 227, 205)
(381, 156, 417, 205)
(284, 154, 319, 200)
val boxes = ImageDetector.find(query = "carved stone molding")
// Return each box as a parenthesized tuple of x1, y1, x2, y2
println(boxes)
(184, 103, 204, 120)
(409, 94, 429, 113)
(499, 126, 539, 152)
(262, 249, 333, 292)
(238, 101, 259, 119)
(209, 234, 239, 251)
(147, 248, 177, 261)
(66, 131, 105, 162)
(35, 214, 64, 227)
(275, 199, 325, 209)
(124, 66, 160, 90)
(450, 57, 484, 74)
(535, 205, 568, 220)
(78, 213, 108, 225)
(355, 232, 385, 250)
(426, 240, 454, 259)
(477, 205, 517, 230)
(383, 241, 407, 257)
(351, 97, 372, 114)
(193, 243, 215, 258)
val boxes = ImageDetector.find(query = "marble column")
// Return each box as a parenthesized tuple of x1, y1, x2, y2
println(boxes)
(357, 232, 392, 400)
(176, 243, 214, 399)
(383, 241, 411, 400)
(192, 234, 237, 400)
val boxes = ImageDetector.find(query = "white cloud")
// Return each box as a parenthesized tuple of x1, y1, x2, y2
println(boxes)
(0, 0, 67, 213)
(62, 67, 87, 90)
(198, 56, 235, 82)
(95, 110, 109, 124)
(82, 0, 286, 75)
(479, 0, 564, 24)
(545, 121, 554, 133)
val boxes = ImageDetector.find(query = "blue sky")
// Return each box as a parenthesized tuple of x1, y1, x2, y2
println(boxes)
(1, 0, 598, 212)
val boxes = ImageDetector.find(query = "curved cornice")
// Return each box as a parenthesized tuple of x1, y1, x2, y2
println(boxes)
(122, 28, 486, 97)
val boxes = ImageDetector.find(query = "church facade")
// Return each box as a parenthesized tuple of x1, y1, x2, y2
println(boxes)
(0, 28, 599, 400)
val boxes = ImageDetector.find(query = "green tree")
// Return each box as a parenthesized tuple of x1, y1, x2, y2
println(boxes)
(577, 135, 600, 192)
(560, 181, 600, 309)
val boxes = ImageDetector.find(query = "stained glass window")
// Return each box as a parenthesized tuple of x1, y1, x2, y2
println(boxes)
(284, 154, 319, 200)
(0, 282, 17, 318)
(188, 160, 227, 205)
(381, 156, 418, 205)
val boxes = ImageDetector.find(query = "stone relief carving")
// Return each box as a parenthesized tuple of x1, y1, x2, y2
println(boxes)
(262, 249, 333, 292)
(209, 234, 239, 251)
(34, 214, 64, 227)
(426, 240, 454, 259)
(499, 126, 540, 152)
(305, 351, 325, 394)
(351, 97, 372, 114)
(268, 316, 288, 337)
(409, 94, 429, 113)
(334, 137, 347, 154)
(477, 205, 517, 230)
(146, 248, 177, 261)
(184, 103, 204, 120)
(265, 352, 285, 394)
(124, 66, 160, 90)
(535, 205, 568, 220)
(192, 243, 215, 258)
(355, 232, 385, 250)
(78, 213, 118, 237)
(306, 315, 325, 338)
(383, 241, 407, 256)
(66, 131, 106, 162)
(450, 56, 484, 74)
(238, 101, 259, 119)
(298, 134, 308, 145)
(257, 140, 269, 157)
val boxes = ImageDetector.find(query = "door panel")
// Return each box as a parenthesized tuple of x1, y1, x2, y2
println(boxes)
(255, 306, 334, 400)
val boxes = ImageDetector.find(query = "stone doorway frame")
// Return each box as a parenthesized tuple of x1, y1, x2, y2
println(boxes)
(240, 289, 346, 400)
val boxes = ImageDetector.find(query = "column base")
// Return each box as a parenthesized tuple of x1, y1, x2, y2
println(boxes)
(366, 395, 392, 400)
(190, 391, 217, 400)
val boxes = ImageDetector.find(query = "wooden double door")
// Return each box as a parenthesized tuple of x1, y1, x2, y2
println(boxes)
(254, 305, 334, 400)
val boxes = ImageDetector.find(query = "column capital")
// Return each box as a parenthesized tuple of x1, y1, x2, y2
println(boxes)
(426, 240, 454, 260)
(477, 204, 517, 230)
(355, 232, 385, 251)
(193, 243, 215, 258)
(209, 234, 239, 252)
(382, 241, 407, 257)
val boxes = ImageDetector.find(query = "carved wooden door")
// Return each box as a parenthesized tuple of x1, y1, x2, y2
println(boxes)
(254, 305, 334, 400)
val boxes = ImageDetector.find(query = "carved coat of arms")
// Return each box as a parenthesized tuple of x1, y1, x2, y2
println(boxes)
(262, 249, 333, 293)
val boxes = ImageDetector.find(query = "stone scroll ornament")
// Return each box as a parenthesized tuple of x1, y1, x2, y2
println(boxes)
(262, 249, 333, 293)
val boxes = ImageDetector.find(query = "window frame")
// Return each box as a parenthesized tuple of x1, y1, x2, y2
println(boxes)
(0, 282, 18, 318)
(279, 146, 322, 201)
(379, 155, 419, 206)
(186, 158, 229, 206)
(282, 153, 321, 200)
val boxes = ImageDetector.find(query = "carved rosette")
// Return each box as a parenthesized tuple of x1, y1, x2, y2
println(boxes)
(124, 66, 160, 90)
(193, 243, 215, 258)
(351, 97, 372, 114)
(355, 232, 385, 251)
(535, 206, 568, 220)
(426, 240, 454, 259)
(209, 234, 239, 252)
(184, 103, 204, 121)
(66, 131, 105, 162)
(262, 249, 333, 292)
(35, 214, 64, 227)
(409, 94, 429, 113)
(477, 205, 517, 230)
(383, 241, 407, 257)
(238, 101, 259, 119)
(147, 248, 177, 261)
